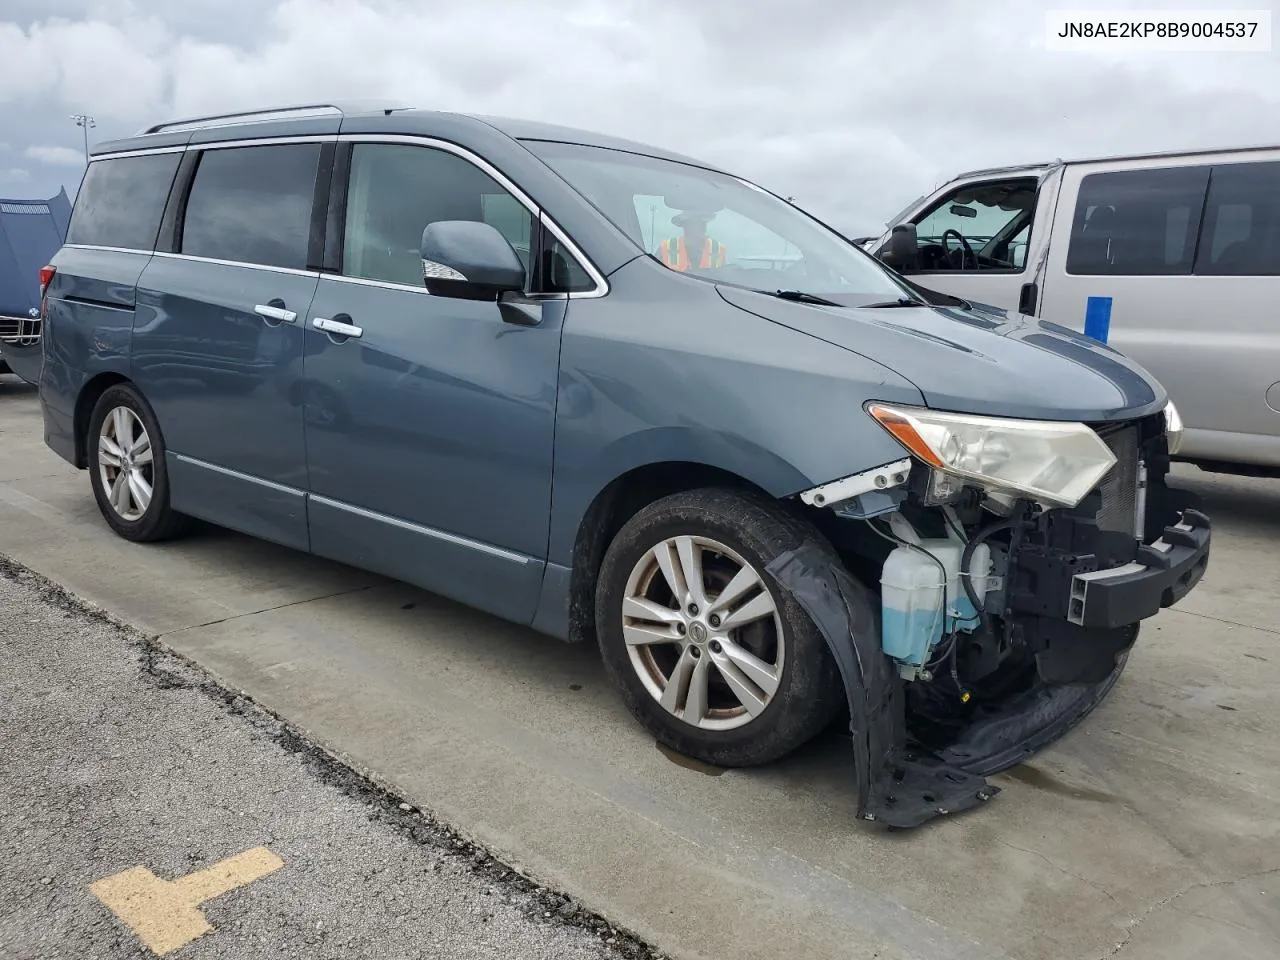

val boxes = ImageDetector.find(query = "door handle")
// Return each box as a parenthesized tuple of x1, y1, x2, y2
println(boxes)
(313, 315, 363, 339)
(254, 303, 297, 324)
(1018, 282, 1038, 316)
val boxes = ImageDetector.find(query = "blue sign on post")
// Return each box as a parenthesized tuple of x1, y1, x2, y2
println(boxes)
(1083, 295, 1113, 343)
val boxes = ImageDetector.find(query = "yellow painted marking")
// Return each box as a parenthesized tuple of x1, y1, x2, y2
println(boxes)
(90, 846, 284, 955)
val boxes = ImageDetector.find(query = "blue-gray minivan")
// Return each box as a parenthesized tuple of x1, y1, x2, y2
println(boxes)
(36, 101, 1210, 826)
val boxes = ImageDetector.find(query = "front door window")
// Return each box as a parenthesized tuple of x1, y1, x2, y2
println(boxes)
(899, 177, 1039, 272)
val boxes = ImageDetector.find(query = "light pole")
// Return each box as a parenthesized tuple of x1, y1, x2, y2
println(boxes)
(70, 114, 96, 164)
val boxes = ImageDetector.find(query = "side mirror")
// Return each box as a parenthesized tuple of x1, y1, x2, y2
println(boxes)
(878, 223, 920, 273)
(420, 220, 526, 301)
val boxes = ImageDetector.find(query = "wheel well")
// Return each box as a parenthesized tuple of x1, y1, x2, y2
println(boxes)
(565, 462, 895, 646)
(566, 462, 789, 646)
(73, 373, 130, 468)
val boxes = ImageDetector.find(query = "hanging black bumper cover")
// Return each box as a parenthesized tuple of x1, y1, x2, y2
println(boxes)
(767, 543, 999, 829)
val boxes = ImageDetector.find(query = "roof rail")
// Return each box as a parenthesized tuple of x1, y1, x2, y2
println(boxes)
(137, 99, 416, 136)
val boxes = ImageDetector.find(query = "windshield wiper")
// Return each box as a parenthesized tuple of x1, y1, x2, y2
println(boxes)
(861, 298, 929, 308)
(771, 289, 843, 307)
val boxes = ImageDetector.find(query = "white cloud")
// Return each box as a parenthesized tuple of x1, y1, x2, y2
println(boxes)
(0, 167, 33, 188)
(2, 0, 1280, 232)
(25, 144, 83, 166)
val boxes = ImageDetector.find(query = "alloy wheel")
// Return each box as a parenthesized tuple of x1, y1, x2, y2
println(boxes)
(621, 535, 785, 731)
(97, 406, 154, 522)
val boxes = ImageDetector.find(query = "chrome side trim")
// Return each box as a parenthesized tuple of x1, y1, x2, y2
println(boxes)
(320, 272, 569, 301)
(150, 251, 321, 278)
(308, 494, 535, 565)
(327, 274, 431, 295)
(90, 145, 189, 160)
(336, 133, 609, 299)
(172, 454, 304, 497)
(191, 134, 339, 151)
(62, 243, 155, 255)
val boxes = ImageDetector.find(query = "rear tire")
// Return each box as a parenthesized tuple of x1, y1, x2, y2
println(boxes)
(87, 383, 192, 543)
(595, 487, 844, 768)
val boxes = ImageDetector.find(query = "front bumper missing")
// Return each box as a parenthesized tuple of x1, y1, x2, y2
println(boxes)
(767, 507, 1211, 830)
(1068, 509, 1211, 629)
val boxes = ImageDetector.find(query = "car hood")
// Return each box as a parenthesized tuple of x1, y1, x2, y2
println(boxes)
(717, 287, 1167, 423)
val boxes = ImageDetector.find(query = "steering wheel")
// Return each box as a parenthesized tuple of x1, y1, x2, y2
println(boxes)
(940, 228, 978, 270)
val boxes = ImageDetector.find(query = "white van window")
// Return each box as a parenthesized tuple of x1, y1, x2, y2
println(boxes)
(1194, 161, 1280, 276)
(894, 177, 1038, 273)
(1065, 166, 1209, 276)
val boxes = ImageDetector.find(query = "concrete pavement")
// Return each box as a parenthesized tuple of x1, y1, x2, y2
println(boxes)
(0, 563, 641, 960)
(2, 376, 1279, 960)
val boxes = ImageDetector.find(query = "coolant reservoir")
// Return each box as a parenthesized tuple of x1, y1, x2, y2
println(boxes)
(880, 539, 993, 668)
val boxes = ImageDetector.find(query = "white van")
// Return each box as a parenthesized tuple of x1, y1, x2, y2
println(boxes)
(867, 146, 1280, 477)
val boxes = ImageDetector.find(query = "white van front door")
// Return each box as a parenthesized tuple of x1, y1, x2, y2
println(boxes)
(873, 171, 1056, 315)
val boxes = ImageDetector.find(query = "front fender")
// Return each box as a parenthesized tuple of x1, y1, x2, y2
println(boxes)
(546, 259, 923, 564)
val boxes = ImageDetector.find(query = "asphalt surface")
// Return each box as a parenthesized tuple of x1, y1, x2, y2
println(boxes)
(0, 561, 653, 960)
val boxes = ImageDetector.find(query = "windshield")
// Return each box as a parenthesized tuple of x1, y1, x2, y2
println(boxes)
(523, 140, 914, 304)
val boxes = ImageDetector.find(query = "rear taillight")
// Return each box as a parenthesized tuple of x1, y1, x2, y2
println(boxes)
(38, 265, 55, 319)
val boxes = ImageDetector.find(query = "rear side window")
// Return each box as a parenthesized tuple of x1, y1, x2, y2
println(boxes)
(66, 152, 181, 251)
(1066, 166, 1209, 276)
(181, 144, 320, 270)
(1194, 161, 1280, 276)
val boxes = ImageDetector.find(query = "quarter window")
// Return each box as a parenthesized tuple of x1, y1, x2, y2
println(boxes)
(66, 152, 181, 251)
(1193, 161, 1280, 276)
(342, 144, 535, 289)
(181, 144, 320, 270)
(1065, 166, 1209, 276)
(540, 238, 597, 293)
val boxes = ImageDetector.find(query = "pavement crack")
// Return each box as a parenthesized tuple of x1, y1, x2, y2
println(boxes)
(995, 839, 1121, 906)
(156, 584, 381, 636)
(1100, 867, 1280, 958)
(1174, 608, 1280, 636)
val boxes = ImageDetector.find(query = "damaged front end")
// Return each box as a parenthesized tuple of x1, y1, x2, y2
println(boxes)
(768, 401, 1210, 829)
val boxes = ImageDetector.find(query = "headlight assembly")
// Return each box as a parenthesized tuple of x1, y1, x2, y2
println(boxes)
(867, 402, 1117, 508)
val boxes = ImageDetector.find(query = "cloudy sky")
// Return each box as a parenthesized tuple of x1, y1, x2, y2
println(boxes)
(2, 0, 1279, 235)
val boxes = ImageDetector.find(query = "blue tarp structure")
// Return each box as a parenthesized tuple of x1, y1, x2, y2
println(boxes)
(0, 187, 71, 319)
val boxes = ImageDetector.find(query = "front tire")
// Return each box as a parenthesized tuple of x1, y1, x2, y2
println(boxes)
(595, 487, 844, 768)
(87, 383, 191, 542)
